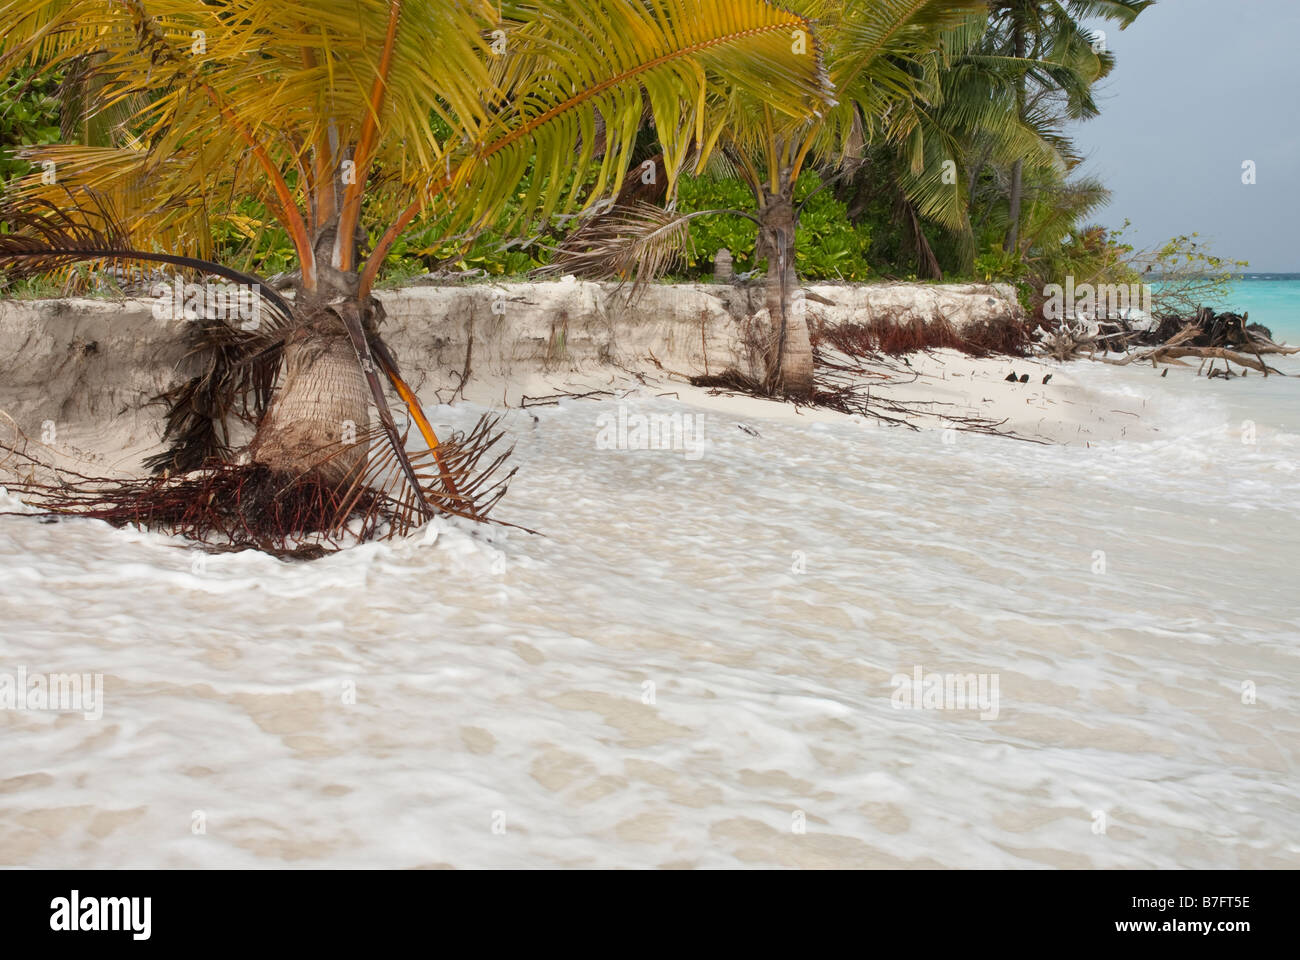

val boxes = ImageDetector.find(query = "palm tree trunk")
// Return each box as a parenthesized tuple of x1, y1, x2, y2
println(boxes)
(757, 185, 814, 398)
(248, 329, 370, 487)
(1005, 158, 1024, 253)
(1004, 17, 1027, 253)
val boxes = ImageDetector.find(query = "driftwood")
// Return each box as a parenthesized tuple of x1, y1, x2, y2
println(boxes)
(1092, 344, 1291, 376)
(1038, 308, 1298, 377)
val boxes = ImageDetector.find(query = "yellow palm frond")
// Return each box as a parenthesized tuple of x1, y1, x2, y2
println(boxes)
(1, 0, 833, 295)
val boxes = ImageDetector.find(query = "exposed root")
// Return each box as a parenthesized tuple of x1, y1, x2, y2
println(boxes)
(812, 351, 1047, 442)
(689, 369, 765, 394)
(1, 457, 377, 558)
(814, 314, 1032, 359)
(1039, 308, 1299, 376)
(688, 316, 1041, 441)
(520, 389, 617, 408)
(0, 413, 526, 558)
(688, 349, 1038, 442)
(368, 413, 519, 525)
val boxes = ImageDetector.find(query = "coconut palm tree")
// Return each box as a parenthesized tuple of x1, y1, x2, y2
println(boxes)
(554, 0, 988, 398)
(0, 0, 831, 551)
(985, 0, 1153, 252)
(847, 11, 1078, 278)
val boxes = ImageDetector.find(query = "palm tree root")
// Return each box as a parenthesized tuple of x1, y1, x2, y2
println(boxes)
(1, 414, 522, 559)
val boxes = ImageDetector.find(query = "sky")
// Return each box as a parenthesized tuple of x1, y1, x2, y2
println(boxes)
(1071, 0, 1300, 272)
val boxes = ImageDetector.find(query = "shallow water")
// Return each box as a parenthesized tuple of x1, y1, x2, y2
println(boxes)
(1, 362, 1298, 868)
(1212, 276, 1300, 344)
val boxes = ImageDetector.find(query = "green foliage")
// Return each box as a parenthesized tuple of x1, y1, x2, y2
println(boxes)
(0, 0, 1227, 305)
(382, 219, 545, 278)
(673, 171, 873, 281)
(209, 201, 297, 277)
(0, 67, 61, 182)
(368, 161, 563, 281)
(973, 244, 1029, 282)
(793, 174, 873, 281)
(674, 175, 759, 274)
(1130, 230, 1250, 317)
(184, 167, 884, 284)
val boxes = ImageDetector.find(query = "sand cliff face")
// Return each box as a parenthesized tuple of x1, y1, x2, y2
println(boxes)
(375, 280, 1021, 392)
(0, 296, 190, 465)
(0, 280, 1022, 460)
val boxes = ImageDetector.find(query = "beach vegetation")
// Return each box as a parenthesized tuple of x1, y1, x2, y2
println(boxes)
(0, 0, 831, 551)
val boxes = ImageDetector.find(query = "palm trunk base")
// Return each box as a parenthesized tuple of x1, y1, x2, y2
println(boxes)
(2, 307, 520, 555)
(756, 189, 815, 399)
(248, 331, 371, 486)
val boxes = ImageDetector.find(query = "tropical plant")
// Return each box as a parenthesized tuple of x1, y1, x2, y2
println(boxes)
(0, 65, 60, 182)
(1126, 231, 1249, 319)
(554, 0, 989, 398)
(843, 12, 1066, 278)
(0, 0, 831, 552)
(670, 170, 874, 281)
(985, 0, 1153, 252)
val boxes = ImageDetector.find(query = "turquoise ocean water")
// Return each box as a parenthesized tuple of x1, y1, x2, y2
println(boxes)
(1152, 275, 1300, 343)
(1216, 274, 1300, 344)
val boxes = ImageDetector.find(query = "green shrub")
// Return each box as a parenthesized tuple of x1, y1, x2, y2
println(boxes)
(673, 175, 760, 275)
(793, 175, 873, 281)
(674, 171, 873, 281)
(0, 68, 61, 183)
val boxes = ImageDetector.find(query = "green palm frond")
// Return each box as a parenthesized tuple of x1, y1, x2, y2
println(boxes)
(1, 0, 835, 292)
(404, 0, 834, 235)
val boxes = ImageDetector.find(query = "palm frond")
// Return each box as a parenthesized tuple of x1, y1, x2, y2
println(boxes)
(542, 202, 698, 292)
(346, 416, 519, 534)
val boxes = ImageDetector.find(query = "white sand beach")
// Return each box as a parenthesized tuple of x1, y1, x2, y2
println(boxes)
(2, 286, 1298, 868)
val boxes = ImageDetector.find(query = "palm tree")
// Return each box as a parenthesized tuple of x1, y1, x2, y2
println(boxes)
(556, 0, 987, 397)
(847, 8, 1106, 279)
(985, 0, 1153, 252)
(839, 13, 1047, 278)
(0, 0, 831, 550)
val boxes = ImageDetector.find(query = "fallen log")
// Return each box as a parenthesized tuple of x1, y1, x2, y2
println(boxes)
(1039, 304, 1297, 372)
(1092, 343, 1293, 376)
(1156, 346, 1287, 375)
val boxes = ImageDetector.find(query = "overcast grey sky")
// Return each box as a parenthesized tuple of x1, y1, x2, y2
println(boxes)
(1071, 0, 1300, 271)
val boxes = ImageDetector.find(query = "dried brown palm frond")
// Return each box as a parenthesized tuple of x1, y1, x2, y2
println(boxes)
(0, 189, 298, 473)
(1, 335, 523, 554)
(540, 202, 697, 294)
(0, 191, 522, 549)
(1, 413, 524, 556)
(333, 301, 519, 529)
(0, 429, 377, 557)
(813, 314, 1031, 359)
(339, 414, 520, 538)
(0, 191, 294, 321)
(144, 318, 285, 475)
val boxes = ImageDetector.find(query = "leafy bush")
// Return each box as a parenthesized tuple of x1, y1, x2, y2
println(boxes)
(381, 217, 545, 278)
(1125, 229, 1249, 317)
(793, 178, 873, 281)
(673, 171, 873, 281)
(673, 175, 759, 275)
(973, 245, 1029, 283)
(210, 201, 297, 276)
(0, 68, 61, 183)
